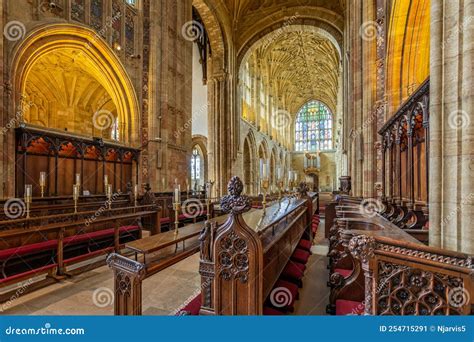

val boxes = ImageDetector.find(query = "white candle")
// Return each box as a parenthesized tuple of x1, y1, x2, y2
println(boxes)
(25, 184, 32, 198)
(39, 172, 46, 187)
(277, 167, 282, 181)
(104, 175, 109, 186)
(288, 170, 292, 182)
(75, 173, 81, 186)
(134, 184, 139, 198)
(174, 185, 181, 203)
(73, 185, 79, 200)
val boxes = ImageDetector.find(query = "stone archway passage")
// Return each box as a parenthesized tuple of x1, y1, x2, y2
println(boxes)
(10, 23, 140, 146)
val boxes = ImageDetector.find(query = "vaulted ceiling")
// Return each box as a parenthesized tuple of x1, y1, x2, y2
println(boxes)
(243, 26, 341, 115)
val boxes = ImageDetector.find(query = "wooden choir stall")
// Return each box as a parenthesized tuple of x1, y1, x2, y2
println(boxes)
(107, 177, 319, 315)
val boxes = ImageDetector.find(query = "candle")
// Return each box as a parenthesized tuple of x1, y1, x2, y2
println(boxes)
(134, 184, 139, 198)
(107, 184, 112, 197)
(39, 172, 46, 187)
(104, 175, 109, 187)
(73, 184, 79, 200)
(277, 166, 282, 181)
(75, 173, 81, 186)
(260, 159, 269, 180)
(25, 184, 32, 199)
(288, 170, 293, 182)
(174, 184, 181, 203)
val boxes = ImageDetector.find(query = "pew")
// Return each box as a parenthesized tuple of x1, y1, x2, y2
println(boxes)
(107, 177, 318, 315)
(326, 197, 473, 315)
(0, 205, 160, 289)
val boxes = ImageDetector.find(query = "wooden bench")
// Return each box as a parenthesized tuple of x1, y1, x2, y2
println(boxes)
(0, 208, 159, 289)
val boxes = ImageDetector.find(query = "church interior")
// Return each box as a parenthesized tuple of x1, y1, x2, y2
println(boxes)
(0, 0, 473, 316)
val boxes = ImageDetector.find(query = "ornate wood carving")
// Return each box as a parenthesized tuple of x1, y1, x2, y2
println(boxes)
(106, 253, 146, 316)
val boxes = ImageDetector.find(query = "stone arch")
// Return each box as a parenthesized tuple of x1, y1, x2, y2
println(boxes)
(386, 0, 430, 115)
(237, 18, 343, 68)
(9, 23, 140, 146)
(192, 134, 208, 185)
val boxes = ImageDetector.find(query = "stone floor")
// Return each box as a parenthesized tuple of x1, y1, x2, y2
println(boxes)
(2, 219, 330, 316)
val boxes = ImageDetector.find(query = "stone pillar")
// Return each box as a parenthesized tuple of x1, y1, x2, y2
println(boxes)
(208, 72, 233, 196)
(430, 0, 474, 253)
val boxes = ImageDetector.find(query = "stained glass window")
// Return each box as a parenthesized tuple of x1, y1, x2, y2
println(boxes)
(294, 100, 333, 152)
(191, 148, 202, 189)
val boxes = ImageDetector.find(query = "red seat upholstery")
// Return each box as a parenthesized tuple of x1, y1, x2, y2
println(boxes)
(0, 264, 57, 284)
(160, 217, 171, 224)
(334, 268, 352, 278)
(335, 299, 364, 315)
(0, 240, 58, 260)
(177, 294, 201, 315)
(298, 239, 312, 251)
(282, 262, 305, 280)
(291, 248, 311, 264)
(271, 279, 299, 312)
(64, 226, 139, 245)
(263, 306, 285, 315)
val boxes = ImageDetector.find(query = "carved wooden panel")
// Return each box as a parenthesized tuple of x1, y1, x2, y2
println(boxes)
(376, 260, 467, 315)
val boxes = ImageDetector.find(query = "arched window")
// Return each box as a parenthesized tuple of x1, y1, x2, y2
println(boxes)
(191, 147, 203, 190)
(294, 100, 333, 152)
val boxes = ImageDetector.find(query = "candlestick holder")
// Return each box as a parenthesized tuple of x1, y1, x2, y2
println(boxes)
(106, 185, 113, 210)
(277, 180, 284, 201)
(261, 179, 269, 210)
(173, 202, 181, 237)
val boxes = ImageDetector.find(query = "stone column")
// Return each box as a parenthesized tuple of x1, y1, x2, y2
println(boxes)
(208, 71, 233, 196)
(430, 0, 474, 253)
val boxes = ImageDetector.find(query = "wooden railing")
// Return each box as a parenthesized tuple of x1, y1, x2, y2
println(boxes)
(326, 196, 473, 315)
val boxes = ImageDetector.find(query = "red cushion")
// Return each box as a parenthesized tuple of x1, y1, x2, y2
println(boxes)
(271, 280, 298, 311)
(64, 247, 114, 264)
(335, 299, 364, 315)
(294, 262, 306, 272)
(298, 239, 312, 251)
(0, 264, 57, 284)
(334, 268, 352, 278)
(0, 240, 58, 260)
(64, 226, 139, 245)
(291, 248, 311, 264)
(263, 306, 285, 315)
(160, 217, 171, 224)
(177, 294, 201, 315)
(282, 262, 304, 280)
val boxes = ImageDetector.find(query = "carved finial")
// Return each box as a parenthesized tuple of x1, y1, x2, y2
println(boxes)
(220, 176, 251, 215)
(348, 235, 376, 264)
(297, 182, 309, 197)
